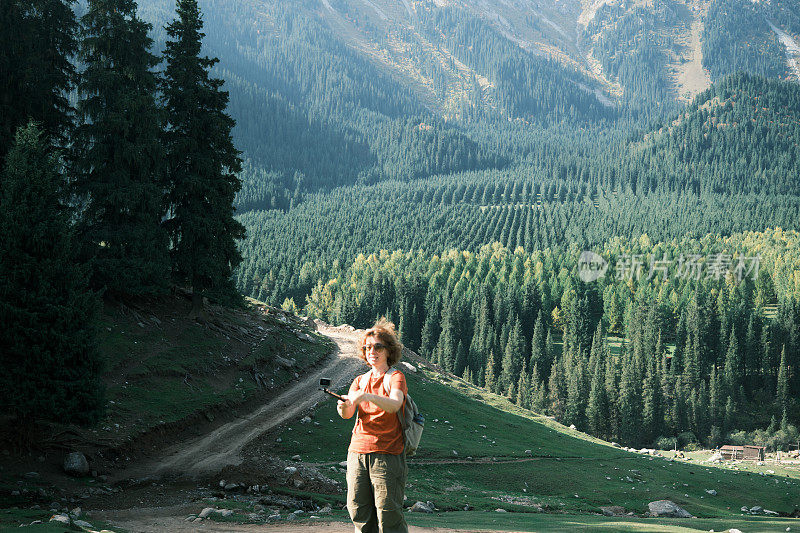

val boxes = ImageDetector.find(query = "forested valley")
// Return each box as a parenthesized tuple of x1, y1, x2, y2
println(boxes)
(2, 0, 799, 452)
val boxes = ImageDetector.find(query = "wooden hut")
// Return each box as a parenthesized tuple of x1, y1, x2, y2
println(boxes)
(719, 445, 765, 461)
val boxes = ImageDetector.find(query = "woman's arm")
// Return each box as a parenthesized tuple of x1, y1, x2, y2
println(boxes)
(347, 388, 405, 414)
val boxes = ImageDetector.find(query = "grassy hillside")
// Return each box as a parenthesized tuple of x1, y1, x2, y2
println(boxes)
(0, 295, 333, 525)
(91, 295, 333, 449)
(249, 361, 800, 529)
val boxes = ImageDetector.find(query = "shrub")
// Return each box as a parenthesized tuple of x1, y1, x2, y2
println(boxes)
(655, 436, 677, 450)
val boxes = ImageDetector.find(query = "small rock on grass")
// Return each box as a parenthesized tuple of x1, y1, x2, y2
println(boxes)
(409, 501, 434, 513)
(648, 500, 693, 518)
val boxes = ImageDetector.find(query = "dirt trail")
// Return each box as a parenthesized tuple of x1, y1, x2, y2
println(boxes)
(117, 323, 366, 482)
(95, 325, 485, 532)
(100, 508, 481, 533)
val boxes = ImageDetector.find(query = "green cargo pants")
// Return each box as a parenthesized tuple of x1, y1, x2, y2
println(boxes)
(346, 451, 408, 533)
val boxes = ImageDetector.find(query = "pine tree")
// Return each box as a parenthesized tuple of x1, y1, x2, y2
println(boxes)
(499, 316, 525, 394)
(0, 0, 77, 165)
(618, 353, 642, 446)
(435, 301, 459, 372)
(723, 325, 742, 407)
(73, 0, 169, 295)
(454, 339, 467, 377)
(161, 0, 245, 307)
(547, 355, 566, 420)
(709, 365, 723, 428)
(604, 348, 620, 441)
(761, 324, 774, 397)
(468, 293, 493, 381)
(565, 351, 588, 429)
(516, 362, 532, 408)
(776, 345, 789, 416)
(744, 314, 759, 396)
(723, 395, 736, 433)
(642, 351, 662, 444)
(484, 349, 499, 393)
(587, 359, 609, 439)
(530, 363, 547, 411)
(0, 123, 103, 424)
(530, 309, 546, 369)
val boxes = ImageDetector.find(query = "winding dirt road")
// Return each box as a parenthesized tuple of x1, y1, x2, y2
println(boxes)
(96, 324, 489, 532)
(119, 323, 367, 481)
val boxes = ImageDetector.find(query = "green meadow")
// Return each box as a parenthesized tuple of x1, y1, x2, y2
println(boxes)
(257, 363, 800, 530)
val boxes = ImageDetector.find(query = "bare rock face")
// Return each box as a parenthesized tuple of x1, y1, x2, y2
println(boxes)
(648, 500, 693, 518)
(63, 452, 89, 477)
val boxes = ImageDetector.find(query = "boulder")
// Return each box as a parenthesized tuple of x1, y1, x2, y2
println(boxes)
(63, 452, 89, 477)
(707, 452, 724, 463)
(600, 506, 626, 517)
(749, 506, 764, 514)
(399, 362, 417, 373)
(705, 489, 717, 496)
(409, 501, 434, 513)
(50, 514, 70, 525)
(198, 507, 215, 519)
(648, 500, 693, 518)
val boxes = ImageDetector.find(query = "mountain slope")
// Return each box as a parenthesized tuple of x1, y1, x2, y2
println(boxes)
(623, 73, 800, 194)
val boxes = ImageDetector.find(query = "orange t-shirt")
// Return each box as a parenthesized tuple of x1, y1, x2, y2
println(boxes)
(348, 369, 408, 455)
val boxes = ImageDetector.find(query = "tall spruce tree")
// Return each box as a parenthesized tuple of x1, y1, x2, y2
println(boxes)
(499, 316, 525, 395)
(74, 0, 170, 295)
(161, 0, 245, 307)
(0, 123, 103, 424)
(0, 0, 77, 165)
(776, 345, 789, 416)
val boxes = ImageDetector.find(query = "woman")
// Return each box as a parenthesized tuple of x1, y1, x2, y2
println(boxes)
(337, 318, 409, 533)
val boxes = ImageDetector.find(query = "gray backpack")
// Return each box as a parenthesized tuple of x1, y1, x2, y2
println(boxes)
(357, 368, 425, 456)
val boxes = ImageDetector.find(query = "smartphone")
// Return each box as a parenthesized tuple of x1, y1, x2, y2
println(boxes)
(319, 378, 346, 401)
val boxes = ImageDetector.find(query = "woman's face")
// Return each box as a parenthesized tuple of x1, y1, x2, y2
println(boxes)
(364, 335, 388, 368)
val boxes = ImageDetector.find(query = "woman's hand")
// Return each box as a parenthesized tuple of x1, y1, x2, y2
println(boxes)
(347, 390, 367, 407)
(337, 394, 358, 419)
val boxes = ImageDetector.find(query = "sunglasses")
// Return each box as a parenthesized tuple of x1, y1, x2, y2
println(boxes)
(361, 342, 387, 352)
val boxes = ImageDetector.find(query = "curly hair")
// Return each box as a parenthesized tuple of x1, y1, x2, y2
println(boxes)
(359, 317, 403, 367)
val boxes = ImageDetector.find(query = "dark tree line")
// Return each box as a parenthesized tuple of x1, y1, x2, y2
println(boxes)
(0, 0, 243, 423)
